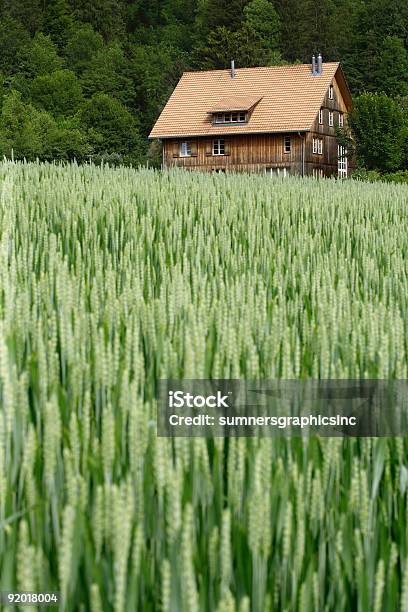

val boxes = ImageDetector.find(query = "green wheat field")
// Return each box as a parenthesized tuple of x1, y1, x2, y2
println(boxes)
(1, 161, 408, 611)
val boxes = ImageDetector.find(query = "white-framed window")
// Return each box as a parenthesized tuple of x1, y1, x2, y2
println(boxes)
(338, 113, 344, 127)
(312, 168, 324, 178)
(213, 112, 247, 124)
(338, 144, 348, 177)
(213, 139, 225, 155)
(266, 167, 289, 177)
(328, 111, 334, 127)
(329, 85, 334, 99)
(319, 109, 323, 124)
(284, 136, 291, 153)
(180, 141, 192, 157)
(313, 138, 323, 155)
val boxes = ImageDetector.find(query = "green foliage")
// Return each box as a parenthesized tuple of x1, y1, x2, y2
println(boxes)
(131, 43, 188, 135)
(0, 0, 43, 35)
(196, 26, 240, 69)
(81, 43, 135, 106)
(30, 69, 83, 117)
(64, 24, 104, 75)
(42, 0, 74, 46)
(384, 171, 408, 184)
(243, 0, 280, 48)
(272, 0, 307, 61)
(350, 168, 383, 182)
(401, 125, 408, 170)
(0, 90, 44, 158)
(0, 17, 31, 75)
(197, 0, 250, 34)
(197, 24, 284, 69)
(18, 32, 64, 77)
(352, 168, 408, 184)
(69, 0, 126, 41)
(343, 0, 408, 94)
(197, 0, 283, 70)
(146, 140, 163, 168)
(273, 0, 339, 62)
(348, 92, 406, 172)
(41, 117, 91, 161)
(374, 37, 408, 98)
(0, 75, 6, 107)
(80, 93, 143, 163)
(0, 90, 90, 161)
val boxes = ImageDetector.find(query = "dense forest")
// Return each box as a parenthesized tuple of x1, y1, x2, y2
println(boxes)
(0, 0, 407, 173)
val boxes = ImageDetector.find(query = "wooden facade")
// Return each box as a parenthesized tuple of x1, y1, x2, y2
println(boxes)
(161, 72, 351, 177)
(305, 75, 350, 177)
(163, 133, 305, 175)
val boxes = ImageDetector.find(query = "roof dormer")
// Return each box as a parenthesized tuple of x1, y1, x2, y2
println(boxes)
(207, 95, 262, 125)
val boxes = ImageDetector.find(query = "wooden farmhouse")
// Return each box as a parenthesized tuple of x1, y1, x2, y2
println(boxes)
(149, 55, 353, 177)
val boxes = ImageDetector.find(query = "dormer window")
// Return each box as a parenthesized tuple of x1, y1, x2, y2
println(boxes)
(214, 112, 247, 124)
(209, 96, 261, 125)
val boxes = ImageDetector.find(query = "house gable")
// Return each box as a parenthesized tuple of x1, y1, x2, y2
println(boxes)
(311, 69, 351, 133)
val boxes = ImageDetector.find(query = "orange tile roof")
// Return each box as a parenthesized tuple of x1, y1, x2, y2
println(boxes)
(208, 95, 262, 113)
(149, 62, 350, 139)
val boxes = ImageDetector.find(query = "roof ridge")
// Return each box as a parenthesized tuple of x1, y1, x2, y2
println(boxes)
(182, 62, 340, 75)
